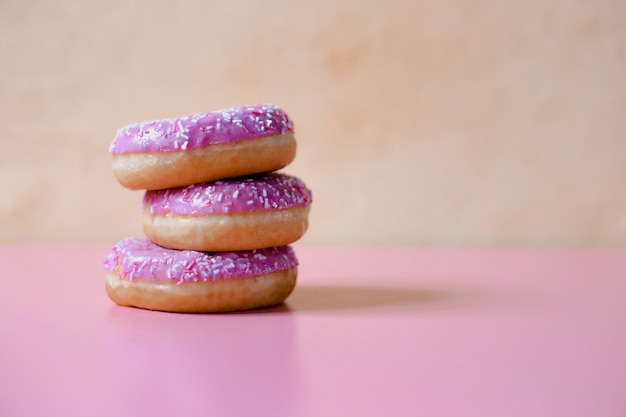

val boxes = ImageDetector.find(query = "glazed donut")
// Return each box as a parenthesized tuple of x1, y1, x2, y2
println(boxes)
(110, 104, 296, 190)
(104, 237, 298, 313)
(142, 173, 312, 252)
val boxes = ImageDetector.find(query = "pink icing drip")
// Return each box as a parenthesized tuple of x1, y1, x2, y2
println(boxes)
(143, 173, 312, 216)
(109, 103, 294, 154)
(104, 237, 298, 284)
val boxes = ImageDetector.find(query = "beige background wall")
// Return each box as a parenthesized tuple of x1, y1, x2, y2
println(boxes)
(1, 0, 625, 246)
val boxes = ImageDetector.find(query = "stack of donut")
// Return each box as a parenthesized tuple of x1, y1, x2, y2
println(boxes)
(104, 104, 312, 313)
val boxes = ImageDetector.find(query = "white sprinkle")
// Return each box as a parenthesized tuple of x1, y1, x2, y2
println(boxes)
(233, 190, 239, 199)
(181, 141, 188, 150)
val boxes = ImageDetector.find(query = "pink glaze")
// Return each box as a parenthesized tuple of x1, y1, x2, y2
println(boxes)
(109, 104, 294, 154)
(144, 173, 312, 216)
(104, 237, 298, 284)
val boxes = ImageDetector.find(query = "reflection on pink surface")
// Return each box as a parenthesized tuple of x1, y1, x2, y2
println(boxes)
(105, 306, 300, 417)
(0, 246, 625, 416)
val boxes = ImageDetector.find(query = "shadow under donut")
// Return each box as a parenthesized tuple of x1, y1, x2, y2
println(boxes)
(281, 283, 493, 314)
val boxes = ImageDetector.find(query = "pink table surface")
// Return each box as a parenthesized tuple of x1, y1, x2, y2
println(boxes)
(0, 245, 625, 417)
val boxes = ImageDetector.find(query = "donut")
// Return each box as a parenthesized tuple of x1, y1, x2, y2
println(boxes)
(104, 237, 298, 313)
(142, 173, 312, 252)
(110, 104, 296, 190)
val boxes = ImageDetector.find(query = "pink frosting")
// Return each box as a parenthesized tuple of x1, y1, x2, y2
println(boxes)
(104, 237, 298, 284)
(109, 103, 294, 154)
(144, 173, 312, 216)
